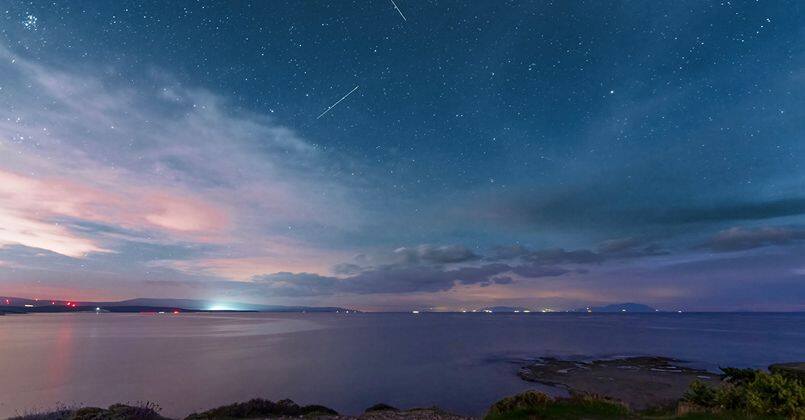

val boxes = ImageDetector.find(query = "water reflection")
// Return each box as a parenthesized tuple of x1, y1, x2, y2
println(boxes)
(1, 312, 803, 418)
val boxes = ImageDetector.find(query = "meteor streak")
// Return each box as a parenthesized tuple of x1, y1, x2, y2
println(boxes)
(389, 0, 407, 21)
(316, 85, 360, 119)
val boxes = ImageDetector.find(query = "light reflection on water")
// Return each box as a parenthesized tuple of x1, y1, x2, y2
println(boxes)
(1, 312, 803, 418)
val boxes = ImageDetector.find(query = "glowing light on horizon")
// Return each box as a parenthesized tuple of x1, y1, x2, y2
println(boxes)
(208, 303, 239, 311)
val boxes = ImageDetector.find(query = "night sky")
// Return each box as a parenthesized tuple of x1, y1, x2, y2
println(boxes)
(1, 1, 804, 311)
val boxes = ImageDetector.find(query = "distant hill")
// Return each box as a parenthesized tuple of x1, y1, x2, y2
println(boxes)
(1, 296, 356, 314)
(573, 302, 658, 313)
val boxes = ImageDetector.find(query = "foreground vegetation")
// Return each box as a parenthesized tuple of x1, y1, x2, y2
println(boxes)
(679, 368, 804, 419)
(485, 391, 631, 419)
(11, 367, 804, 419)
(485, 367, 804, 419)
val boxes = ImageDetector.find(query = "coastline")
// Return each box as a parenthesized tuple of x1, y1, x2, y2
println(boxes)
(2, 313, 802, 418)
(10, 357, 803, 420)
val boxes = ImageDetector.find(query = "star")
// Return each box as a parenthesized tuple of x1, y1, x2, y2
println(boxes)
(22, 14, 38, 31)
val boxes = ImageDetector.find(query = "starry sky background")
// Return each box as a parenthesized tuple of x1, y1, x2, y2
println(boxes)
(1, 1, 804, 311)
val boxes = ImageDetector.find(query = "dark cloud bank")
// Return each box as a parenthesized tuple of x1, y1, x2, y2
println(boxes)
(249, 240, 665, 297)
(703, 226, 805, 252)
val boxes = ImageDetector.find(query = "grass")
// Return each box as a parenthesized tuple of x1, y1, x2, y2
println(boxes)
(485, 391, 631, 420)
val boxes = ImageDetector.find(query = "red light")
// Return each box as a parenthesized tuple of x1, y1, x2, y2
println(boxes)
(4, 299, 9, 305)
(173, 310, 180, 314)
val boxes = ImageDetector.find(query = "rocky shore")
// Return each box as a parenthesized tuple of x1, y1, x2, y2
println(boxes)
(11, 356, 804, 419)
(518, 356, 720, 410)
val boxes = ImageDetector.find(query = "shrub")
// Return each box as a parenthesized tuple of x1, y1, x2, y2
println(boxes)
(682, 380, 718, 408)
(720, 371, 805, 418)
(364, 403, 398, 412)
(184, 398, 338, 419)
(720, 367, 759, 385)
(485, 391, 629, 420)
(486, 390, 553, 417)
(562, 393, 630, 417)
(10, 403, 166, 420)
(682, 369, 805, 419)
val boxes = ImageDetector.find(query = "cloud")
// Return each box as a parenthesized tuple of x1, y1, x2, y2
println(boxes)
(523, 248, 603, 265)
(0, 45, 359, 263)
(487, 238, 664, 265)
(655, 198, 805, 225)
(595, 237, 667, 258)
(0, 169, 229, 257)
(703, 226, 805, 252)
(509, 264, 576, 278)
(252, 272, 339, 297)
(332, 263, 363, 275)
(392, 244, 480, 265)
(487, 244, 531, 260)
(251, 262, 531, 297)
(324, 244, 484, 277)
(476, 186, 805, 236)
(0, 207, 109, 258)
(246, 238, 667, 297)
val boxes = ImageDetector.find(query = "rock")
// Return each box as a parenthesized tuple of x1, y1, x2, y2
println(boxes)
(518, 356, 721, 409)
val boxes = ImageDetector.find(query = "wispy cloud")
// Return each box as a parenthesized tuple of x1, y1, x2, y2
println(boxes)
(0, 45, 359, 267)
(703, 226, 805, 252)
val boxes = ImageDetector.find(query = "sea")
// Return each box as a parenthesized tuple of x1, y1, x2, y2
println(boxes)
(1, 312, 803, 418)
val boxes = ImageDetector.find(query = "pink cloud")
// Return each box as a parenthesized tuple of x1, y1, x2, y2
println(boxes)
(153, 239, 350, 280)
(139, 192, 229, 235)
(0, 208, 109, 258)
(0, 169, 229, 257)
(0, 45, 359, 279)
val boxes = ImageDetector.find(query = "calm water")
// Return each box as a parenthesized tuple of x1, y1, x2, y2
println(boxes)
(1, 312, 803, 418)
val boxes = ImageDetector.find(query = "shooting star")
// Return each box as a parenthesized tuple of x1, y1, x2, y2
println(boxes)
(317, 85, 359, 119)
(389, 0, 407, 21)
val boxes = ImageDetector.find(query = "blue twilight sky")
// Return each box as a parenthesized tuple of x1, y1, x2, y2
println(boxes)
(0, 1, 803, 311)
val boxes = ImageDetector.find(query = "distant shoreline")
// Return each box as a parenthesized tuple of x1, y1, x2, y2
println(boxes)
(3, 308, 804, 315)
(0, 306, 259, 315)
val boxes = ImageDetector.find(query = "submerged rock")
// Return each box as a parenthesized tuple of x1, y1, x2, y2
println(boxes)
(518, 356, 721, 409)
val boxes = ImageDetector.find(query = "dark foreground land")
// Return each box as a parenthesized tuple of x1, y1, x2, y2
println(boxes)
(11, 358, 804, 420)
